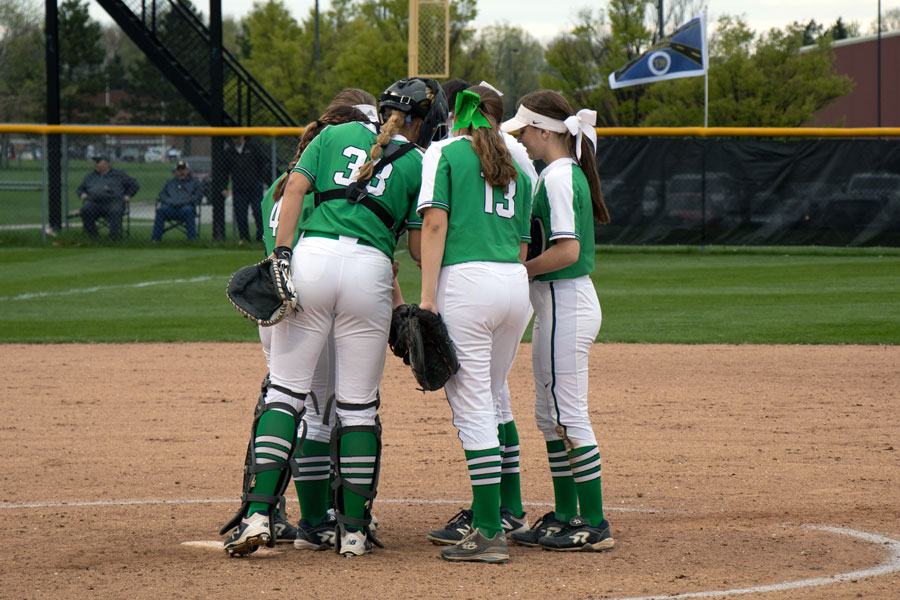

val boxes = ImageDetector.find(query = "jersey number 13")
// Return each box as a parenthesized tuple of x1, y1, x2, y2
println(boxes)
(484, 177, 516, 219)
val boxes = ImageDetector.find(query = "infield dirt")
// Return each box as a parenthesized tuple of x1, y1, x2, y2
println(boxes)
(2, 343, 899, 599)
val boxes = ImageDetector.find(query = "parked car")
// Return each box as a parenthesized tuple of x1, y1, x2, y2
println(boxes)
(144, 146, 167, 162)
(663, 172, 742, 226)
(118, 147, 141, 162)
(823, 172, 900, 231)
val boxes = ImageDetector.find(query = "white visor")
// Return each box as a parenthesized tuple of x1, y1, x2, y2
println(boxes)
(500, 105, 568, 134)
(354, 104, 380, 123)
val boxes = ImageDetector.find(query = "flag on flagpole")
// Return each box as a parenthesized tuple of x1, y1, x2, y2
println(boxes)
(608, 14, 708, 89)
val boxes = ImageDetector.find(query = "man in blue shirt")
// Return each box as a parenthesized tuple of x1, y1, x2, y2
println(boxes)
(152, 160, 203, 241)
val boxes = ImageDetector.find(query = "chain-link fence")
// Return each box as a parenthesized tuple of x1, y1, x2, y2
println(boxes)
(2, 127, 899, 247)
(0, 128, 302, 246)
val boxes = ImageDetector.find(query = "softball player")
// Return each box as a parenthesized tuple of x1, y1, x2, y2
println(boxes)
(223, 94, 381, 557)
(261, 100, 403, 553)
(265, 77, 447, 558)
(426, 79, 539, 546)
(417, 86, 533, 563)
(500, 90, 614, 552)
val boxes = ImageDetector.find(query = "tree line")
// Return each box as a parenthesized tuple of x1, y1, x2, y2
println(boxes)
(2, 0, 897, 128)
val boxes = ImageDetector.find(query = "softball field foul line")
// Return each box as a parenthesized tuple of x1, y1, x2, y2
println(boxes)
(0, 275, 218, 302)
(3, 498, 898, 598)
(612, 525, 900, 600)
(0, 497, 656, 512)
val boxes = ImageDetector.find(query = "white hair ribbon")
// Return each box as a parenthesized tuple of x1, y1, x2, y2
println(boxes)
(563, 109, 597, 160)
(477, 81, 504, 97)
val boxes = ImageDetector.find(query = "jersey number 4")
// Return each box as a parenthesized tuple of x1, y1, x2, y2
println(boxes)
(483, 177, 516, 219)
(333, 146, 393, 197)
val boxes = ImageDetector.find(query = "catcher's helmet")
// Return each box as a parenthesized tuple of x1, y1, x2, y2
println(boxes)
(379, 78, 449, 147)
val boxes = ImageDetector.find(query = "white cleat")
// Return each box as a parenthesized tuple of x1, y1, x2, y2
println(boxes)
(338, 528, 371, 557)
(223, 512, 270, 558)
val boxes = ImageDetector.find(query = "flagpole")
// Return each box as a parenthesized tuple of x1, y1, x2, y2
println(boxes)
(704, 71, 708, 127)
(703, 8, 709, 127)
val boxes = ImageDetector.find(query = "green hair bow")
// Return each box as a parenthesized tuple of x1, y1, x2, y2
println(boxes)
(452, 89, 492, 133)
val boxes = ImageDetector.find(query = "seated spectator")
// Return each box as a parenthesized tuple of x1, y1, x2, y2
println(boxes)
(77, 155, 140, 240)
(152, 160, 203, 241)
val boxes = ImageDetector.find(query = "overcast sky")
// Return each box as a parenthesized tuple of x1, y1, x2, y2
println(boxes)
(90, 0, 899, 41)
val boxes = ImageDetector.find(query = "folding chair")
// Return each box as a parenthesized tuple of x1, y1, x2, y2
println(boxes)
(154, 198, 201, 239)
(68, 195, 130, 239)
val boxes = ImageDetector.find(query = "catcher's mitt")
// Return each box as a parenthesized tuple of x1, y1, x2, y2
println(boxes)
(226, 256, 297, 327)
(406, 305, 459, 391)
(526, 216, 546, 261)
(388, 304, 411, 365)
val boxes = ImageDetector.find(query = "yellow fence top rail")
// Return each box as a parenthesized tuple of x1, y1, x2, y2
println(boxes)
(2, 123, 900, 137)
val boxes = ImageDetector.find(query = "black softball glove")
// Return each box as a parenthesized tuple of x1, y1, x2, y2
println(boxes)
(226, 251, 297, 327)
(406, 304, 459, 391)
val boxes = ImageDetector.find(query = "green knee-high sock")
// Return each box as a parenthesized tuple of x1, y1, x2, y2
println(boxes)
(247, 409, 296, 516)
(467, 426, 506, 513)
(465, 447, 502, 538)
(339, 431, 377, 531)
(293, 439, 330, 526)
(569, 444, 605, 526)
(546, 439, 577, 522)
(500, 421, 524, 518)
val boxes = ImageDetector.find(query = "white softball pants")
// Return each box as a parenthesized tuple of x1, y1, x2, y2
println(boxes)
(438, 262, 532, 451)
(268, 236, 393, 428)
(260, 323, 336, 443)
(530, 275, 602, 448)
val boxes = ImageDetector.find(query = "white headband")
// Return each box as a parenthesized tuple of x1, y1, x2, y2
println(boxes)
(354, 104, 379, 123)
(500, 105, 597, 159)
(501, 105, 567, 133)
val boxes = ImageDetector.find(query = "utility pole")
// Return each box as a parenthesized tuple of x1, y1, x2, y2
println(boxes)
(877, 0, 882, 127)
(315, 0, 321, 63)
(45, 0, 62, 233)
(658, 0, 664, 40)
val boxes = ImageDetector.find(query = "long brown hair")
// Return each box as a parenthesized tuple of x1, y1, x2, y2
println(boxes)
(456, 85, 517, 187)
(357, 86, 435, 181)
(273, 102, 370, 201)
(518, 90, 609, 224)
(327, 88, 376, 111)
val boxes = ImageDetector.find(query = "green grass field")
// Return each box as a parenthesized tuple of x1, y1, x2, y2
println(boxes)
(1, 245, 897, 344)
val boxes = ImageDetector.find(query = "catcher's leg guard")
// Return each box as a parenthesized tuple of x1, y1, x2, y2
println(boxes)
(330, 398, 384, 553)
(220, 385, 306, 551)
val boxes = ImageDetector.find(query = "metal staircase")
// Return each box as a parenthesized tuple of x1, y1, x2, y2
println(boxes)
(94, 0, 298, 128)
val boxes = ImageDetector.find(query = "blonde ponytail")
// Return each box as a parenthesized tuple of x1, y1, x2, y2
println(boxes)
(357, 109, 404, 181)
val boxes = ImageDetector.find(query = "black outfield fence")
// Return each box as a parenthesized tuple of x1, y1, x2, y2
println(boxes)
(595, 137, 900, 247)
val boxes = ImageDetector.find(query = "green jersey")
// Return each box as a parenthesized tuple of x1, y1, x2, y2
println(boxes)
(417, 136, 532, 266)
(531, 157, 595, 281)
(261, 172, 317, 256)
(293, 121, 423, 258)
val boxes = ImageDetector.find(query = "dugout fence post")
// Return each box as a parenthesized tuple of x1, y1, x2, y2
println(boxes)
(270, 138, 277, 183)
(41, 135, 48, 244)
(62, 134, 69, 228)
(700, 138, 707, 251)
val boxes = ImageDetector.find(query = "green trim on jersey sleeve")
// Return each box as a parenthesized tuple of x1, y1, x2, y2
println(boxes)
(417, 136, 531, 266)
(532, 160, 595, 281)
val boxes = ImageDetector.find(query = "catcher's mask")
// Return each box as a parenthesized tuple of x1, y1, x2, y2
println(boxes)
(379, 78, 449, 147)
